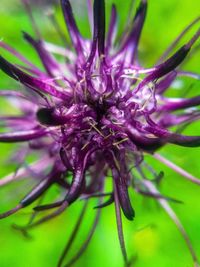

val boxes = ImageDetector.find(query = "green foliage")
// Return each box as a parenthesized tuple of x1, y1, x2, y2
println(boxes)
(0, 1, 200, 266)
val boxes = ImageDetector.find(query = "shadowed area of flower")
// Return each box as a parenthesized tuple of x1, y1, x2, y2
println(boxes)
(0, 0, 200, 266)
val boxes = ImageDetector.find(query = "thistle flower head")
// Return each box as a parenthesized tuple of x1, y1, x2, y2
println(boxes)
(0, 0, 200, 266)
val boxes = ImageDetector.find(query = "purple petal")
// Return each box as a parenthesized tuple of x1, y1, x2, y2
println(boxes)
(108, 152, 134, 220)
(20, 170, 58, 207)
(169, 134, 200, 147)
(137, 29, 200, 90)
(93, 0, 105, 56)
(145, 125, 200, 148)
(118, 0, 147, 63)
(0, 56, 70, 99)
(0, 41, 41, 74)
(106, 4, 117, 53)
(23, 32, 61, 77)
(157, 16, 200, 64)
(0, 128, 48, 142)
(160, 96, 200, 111)
(86, 0, 106, 67)
(65, 148, 96, 204)
(60, 147, 73, 170)
(155, 71, 177, 94)
(61, 0, 83, 54)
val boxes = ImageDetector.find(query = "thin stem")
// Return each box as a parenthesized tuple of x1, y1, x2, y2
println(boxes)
(157, 16, 200, 64)
(0, 204, 22, 219)
(22, 0, 42, 39)
(0, 156, 52, 187)
(113, 182, 129, 266)
(153, 153, 200, 185)
(57, 201, 88, 267)
(20, 201, 68, 230)
(63, 203, 101, 267)
(142, 179, 199, 265)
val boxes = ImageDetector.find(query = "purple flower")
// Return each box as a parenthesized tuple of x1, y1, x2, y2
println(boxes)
(0, 0, 200, 265)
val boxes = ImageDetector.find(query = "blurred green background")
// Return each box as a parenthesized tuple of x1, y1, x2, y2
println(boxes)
(0, 0, 200, 267)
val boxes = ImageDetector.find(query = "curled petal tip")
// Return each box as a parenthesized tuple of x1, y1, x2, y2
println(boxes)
(0, 55, 18, 80)
(117, 184, 135, 221)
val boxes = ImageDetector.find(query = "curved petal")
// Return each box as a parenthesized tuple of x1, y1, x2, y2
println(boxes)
(23, 32, 61, 77)
(160, 96, 200, 111)
(64, 148, 96, 205)
(106, 4, 117, 53)
(137, 28, 200, 91)
(118, 0, 147, 63)
(0, 128, 48, 142)
(94, 0, 105, 56)
(61, 0, 83, 54)
(0, 56, 70, 100)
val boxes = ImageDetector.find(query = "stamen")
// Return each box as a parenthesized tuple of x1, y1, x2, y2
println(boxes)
(113, 138, 129, 146)
(88, 120, 105, 137)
